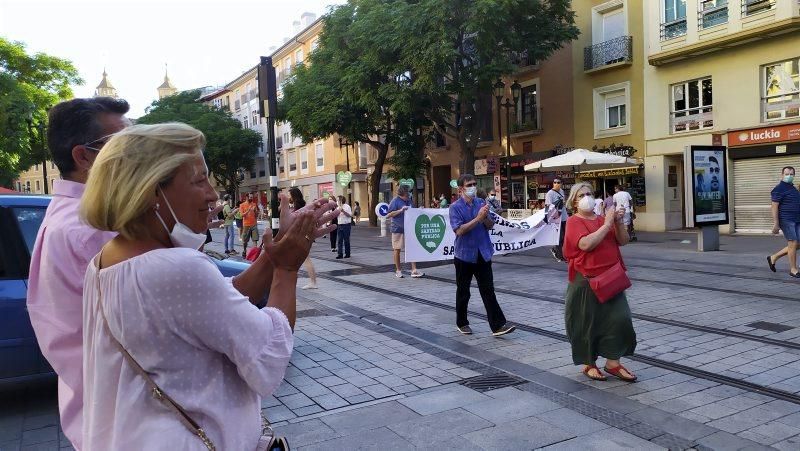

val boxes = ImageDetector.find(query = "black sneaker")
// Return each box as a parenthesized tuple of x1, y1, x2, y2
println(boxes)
(331, 248, 337, 253)
(492, 324, 516, 337)
(242, 251, 247, 258)
(335, 255, 343, 259)
(457, 325, 473, 335)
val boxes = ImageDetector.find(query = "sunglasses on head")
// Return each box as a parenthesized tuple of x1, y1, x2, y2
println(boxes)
(82, 134, 114, 152)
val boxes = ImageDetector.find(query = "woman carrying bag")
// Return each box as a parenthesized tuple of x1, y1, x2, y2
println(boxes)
(562, 182, 637, 383)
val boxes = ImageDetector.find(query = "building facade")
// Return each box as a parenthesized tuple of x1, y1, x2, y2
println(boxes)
(571, 0, 646, 212)
(643, 0, 800, 233)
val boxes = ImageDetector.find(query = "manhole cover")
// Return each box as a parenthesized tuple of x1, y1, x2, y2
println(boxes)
(745, 321, 794, 333)
(459, 373, 526, 392)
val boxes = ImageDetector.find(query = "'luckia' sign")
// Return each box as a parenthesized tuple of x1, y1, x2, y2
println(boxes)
(403, 208, 560, 262)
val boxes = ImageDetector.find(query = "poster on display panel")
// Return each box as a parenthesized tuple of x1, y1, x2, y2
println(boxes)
(688, 145, 729, 226)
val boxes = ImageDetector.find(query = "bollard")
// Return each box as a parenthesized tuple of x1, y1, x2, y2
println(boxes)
(379, 217, 387, 237)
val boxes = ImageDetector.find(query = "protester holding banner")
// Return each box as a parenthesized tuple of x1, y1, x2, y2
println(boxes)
(450, 174, 515, 337)
(562, 182, 637, 383)
(545, 178, 568, 262)
(387, 185, 424, 278)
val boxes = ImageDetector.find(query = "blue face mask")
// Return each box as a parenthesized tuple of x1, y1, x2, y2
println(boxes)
(465, 187, 477, 198)
(784, 175, 795, 184)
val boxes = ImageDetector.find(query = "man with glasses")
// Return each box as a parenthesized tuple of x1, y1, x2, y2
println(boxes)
(450, 174, 515, 337)
(545, 178, 569, 262)
(27, 97, 130, 449)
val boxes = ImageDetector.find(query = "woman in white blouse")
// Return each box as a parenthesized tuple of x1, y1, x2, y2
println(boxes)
(79, 123, 337, 450)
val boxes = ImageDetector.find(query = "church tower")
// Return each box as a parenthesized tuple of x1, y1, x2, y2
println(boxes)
(94, 69, 118, 98)
(157, 65, 177, 99)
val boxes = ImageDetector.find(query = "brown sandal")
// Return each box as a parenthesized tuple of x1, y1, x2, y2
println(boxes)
(604, 364, 637, 382)
(583, 364, 607, 381)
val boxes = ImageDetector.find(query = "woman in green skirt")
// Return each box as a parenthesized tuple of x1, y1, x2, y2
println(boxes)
(562, 182, 637, 382)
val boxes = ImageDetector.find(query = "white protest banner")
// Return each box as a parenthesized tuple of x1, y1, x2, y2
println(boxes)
(403, 207, 561, 262)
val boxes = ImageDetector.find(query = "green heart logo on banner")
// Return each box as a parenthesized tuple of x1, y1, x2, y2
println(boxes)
(399, 178, 415, 188)
(449, 179, 458, 189)
(337, 171, 352, 186)
(415, 214, 446, 253)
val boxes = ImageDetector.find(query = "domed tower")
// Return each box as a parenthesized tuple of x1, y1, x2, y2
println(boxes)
(94, 69, 118, 98)
(157, 65, 177, 99)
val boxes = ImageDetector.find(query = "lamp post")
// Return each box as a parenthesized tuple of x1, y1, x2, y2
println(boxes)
(338, 137, 353, 205)
(25, 117, 49, 195)
(493, 79, 521, 208)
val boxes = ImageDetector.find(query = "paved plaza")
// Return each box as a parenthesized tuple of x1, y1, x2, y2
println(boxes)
(3, 223, 800, 450)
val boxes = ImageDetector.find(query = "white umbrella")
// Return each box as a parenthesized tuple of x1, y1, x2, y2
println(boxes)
(523, 148, 639, 173)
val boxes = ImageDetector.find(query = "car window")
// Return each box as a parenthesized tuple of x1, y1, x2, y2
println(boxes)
(12, 207, 46, 254)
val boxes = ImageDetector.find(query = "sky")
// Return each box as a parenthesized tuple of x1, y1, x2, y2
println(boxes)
(0, 0, 346, 117)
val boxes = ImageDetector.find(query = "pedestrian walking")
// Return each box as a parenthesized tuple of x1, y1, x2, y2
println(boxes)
(336, 195, 353, 259)
(767, 166, 800, 277)
(79, 123, 338, 449)
(25, 97, 131, 449)
(450, 174, 515, 337)
(386, 185, 425, 278)
(289, 187, 319, 289)
(545, 178, 569, 262)
(240, 192, 259, 258)
(329, 214, 338, 253)
(613, 185, 636, 242)
(353, 201, 361, 224)
(562, 182, 637, 383)
(222, 194, 238, 255)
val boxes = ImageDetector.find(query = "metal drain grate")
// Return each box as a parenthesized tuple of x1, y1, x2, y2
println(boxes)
(458, 373, 526, 392)
(745, 321, 794, 333)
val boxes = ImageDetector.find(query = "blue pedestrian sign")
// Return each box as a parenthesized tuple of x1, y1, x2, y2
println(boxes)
(375, 202, 390, 217)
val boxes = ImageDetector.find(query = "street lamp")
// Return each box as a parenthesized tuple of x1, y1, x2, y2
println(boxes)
(494, 79, 521, 208)
(25, 116, 49, 195)
(338, 136, 353, 205)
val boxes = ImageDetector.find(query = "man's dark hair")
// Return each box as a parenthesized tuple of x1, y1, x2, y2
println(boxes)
(47, 97, 129, 176)
(615, 184, 624, 191)
(783, 166, 795, 174)
(709, 156, 719, 165)
(457, 173, 476, 187)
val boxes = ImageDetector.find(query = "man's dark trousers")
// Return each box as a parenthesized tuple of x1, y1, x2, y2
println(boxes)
(454, 255, 507, 332)
(337, 223, 351, 257)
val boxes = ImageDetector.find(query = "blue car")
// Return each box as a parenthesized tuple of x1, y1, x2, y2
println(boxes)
(0, 194, 250, 384)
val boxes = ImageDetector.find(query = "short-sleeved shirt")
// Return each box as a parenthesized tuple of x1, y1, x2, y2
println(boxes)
(240, 201, 258, 227)
(449, 197, 494, 263)
(771, 181, 800, 222)
(613, 191, 633, 213)
(338, 203, 353, 224)
(545, 189, 568, 222)
(388, 196, 413, 233)
(223, 204, 235, 226)
(563, 215, 625, 282)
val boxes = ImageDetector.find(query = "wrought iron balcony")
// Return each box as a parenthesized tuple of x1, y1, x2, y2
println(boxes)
(583, 36, 633, 71)
(660, 18, 687, 40)
(741, 0, 775, 17)
(699, 4, 729, 29)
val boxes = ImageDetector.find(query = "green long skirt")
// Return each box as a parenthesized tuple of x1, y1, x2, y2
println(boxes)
(564, 273, 637, 365)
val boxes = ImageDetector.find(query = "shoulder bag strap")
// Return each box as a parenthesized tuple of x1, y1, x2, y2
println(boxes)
(94, 250, 216, 451)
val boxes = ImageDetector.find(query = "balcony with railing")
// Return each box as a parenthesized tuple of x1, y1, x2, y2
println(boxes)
(583, 36, 633, 72)
(741, 0, 776, 16)
(661, 18, 688, 40)
(699, 2, 729, 29)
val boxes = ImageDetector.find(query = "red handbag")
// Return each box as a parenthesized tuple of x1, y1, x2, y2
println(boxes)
(588, 261, 631, 303)
(246, 246, 262, 262)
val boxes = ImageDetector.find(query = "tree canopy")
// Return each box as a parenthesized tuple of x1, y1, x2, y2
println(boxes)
(137, 90, 262, 196)
(0, 38, 81, 186)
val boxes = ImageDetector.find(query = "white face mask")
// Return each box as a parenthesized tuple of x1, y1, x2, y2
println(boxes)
(465, 187, 477, 198)
(578, 194, 595, 213)
(155, 187, 207, 250)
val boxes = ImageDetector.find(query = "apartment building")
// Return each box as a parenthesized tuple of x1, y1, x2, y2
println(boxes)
(643, 0, 800, 232)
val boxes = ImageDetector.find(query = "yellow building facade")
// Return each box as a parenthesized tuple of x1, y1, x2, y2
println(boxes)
(642, 0, 800, 233)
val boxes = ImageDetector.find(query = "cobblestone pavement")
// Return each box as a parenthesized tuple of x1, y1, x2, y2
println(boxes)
(3, 224, 800, 450)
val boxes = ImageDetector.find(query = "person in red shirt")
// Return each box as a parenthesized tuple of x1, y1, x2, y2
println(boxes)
(562, 182, 637, 383)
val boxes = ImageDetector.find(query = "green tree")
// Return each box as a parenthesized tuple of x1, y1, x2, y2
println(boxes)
(394, 0, 579, 173)
(137, 90, 262, 196)
(280, 0, 429, 226)
(0, 38, 82, 187)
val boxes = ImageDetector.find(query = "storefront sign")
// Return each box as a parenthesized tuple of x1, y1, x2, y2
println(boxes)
(475, 159, 488, 175)
(728, 123, 800, 147)
(690, 146, 729, 226)
(577, 167, 640, 177)
(403, 208, 560, 262)
(318, 182, 333, 200)
(486, 157, 498, 173)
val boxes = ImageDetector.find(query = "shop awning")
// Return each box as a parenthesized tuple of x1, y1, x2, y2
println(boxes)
(524, 148, 639, 173)
(576, 166, 641, 177)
